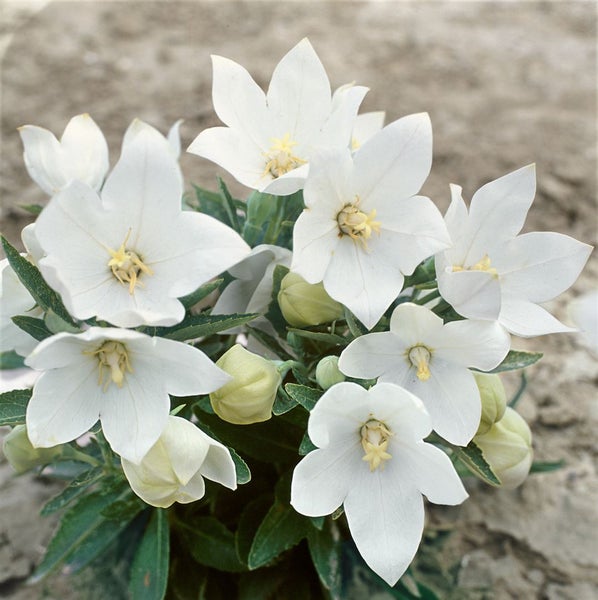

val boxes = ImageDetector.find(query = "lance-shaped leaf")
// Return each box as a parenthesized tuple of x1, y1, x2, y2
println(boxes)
(486, 350, 543, 373)
(0, 388, 31, 426)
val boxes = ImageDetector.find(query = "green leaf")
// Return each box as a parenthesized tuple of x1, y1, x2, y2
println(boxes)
(217, 177, 242, 233)
(530, 459, 565, 473)
(235, 495, 272, 565)
(264, 264, 290, 336)
(272, 387, 299, 416)
(230, 447, 251, 485)
(129, 509, 169, 600)
(102, 494, 146, 521)
(149, 312, 258, 341)
(1, 236, 77, 326)
(0, 388, 31, 426)
(41, 467, 104, 516)
(247, 502, 310, 569)
(238, 569, 286, 600)
(178, 278, 224, 310)
(29, 483, 132, 582)
(285, 383, 323, 412)
(287, 328, 348, 347)
(0, 351, 25, 370)
(44, 309, 81, 334)
(454, 441, 501, 486)
(11, 315, 53, 341)
(19, 203, 44, 215)
(344, 307, 368, 338)
(191, 184, 229, 224)
(487, 350, 543, 373)
(299, 431, 317, 456)
(307, 521, 342, 597)
(178, 516, 245, 572)
(246, 325, 293, 360)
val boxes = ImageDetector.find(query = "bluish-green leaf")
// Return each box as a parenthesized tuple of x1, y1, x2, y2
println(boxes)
(11, 315, 53, 341)
(217, 177, 242, 233)
(229, 447, 251, 485)
(454, 441, 500, 486)
(487, 350, 543, 373)
(178, 278, 224, 310)
(287, 328, 349, 347)
(19, 203, 44, 215)
(129, 509, 170, 600)
(285, 383, 323, 412)
(0, 351, 25, 370)
(41, 467, 104, 516)
(264, 264, 290, 336)
(235, 495, 271, 565)
(272, 387, 299, 416)
(0, 388, 31, 426)
(530, 459, 565, 473)
(307, 521, 342, 598)
(151, 312, 259, 341)
(299, 431, 317, 456)
(247, 502, 310, 569)
(344, 307, 368, 338)
(1, 236, 77, 326)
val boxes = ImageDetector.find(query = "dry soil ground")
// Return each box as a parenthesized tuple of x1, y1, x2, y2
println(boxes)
(0, 1, 597, 599)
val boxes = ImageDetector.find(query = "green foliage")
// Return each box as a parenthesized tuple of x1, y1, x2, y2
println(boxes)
(19, 203, 44, 215)
(453, 441, 501, 486)
(0, 388, 31, 426)
(530, 459, 565, 473)
(307, 521, 342, 598)
(488, 350, 543, 373)
(285, 383, 323, 411)
(11, 315, 53, 341)
(41, 467, 104, 516)
(0, 350, 25, 369)
(178, 278, 224, 310)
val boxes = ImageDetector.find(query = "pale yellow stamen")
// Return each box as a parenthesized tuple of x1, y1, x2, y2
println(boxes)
(351, 136, 361, 151)
(360, 419, 393, 472)
(262, 133, 307, 178)
(452, 254, 498, 277)
(107, 229, 153, 294)
(85, 341, 133, 391)
(408, 345, 432, 381)
(337, 197, 381, 249)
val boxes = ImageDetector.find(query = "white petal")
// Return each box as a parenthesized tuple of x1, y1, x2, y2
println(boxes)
(436, 267, 502, 320)
(167, 119, 184, 158)
(176, 472, 206, 504)
(291, 442, 360, 516)
(320, 85, 369, 147)
(344, 459, 424, 586)
(60, 114, 109, 191)
(353, 113, 432, 203)
(338, 332, 407, 380)
(21, 223, 45, 265)
(26, 360, 103, 448)
(267, 38, 331, 142)
(198, 433, 237, 490)
(464, 164, 536, 264)
(499, 297, 575, 337)
(351, 111, 385, 149)
(399, 441, 468, 505)
(259, 164, 309, 195)
(389, 303, 444, 345)
(442, 184, 470, 264)
(407, 360, 481, 446)
(18, 125, 66, 194)
(432, 319, 510, 371)
(495, 232, 592, 303)
(303, 147, 353, 209)
(25, 331, 94, 370)
(568, 290, 598, 355)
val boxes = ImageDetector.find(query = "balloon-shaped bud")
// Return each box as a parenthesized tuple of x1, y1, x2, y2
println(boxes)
(474, 372, 507, 435)
(315, 356, 345, 390)
(2, 425, 62, 474)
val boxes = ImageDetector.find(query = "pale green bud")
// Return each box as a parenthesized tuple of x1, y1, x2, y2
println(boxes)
(474, 407, 533, 489)
(315, 356, 345, 390)
(210, 344, 281, 425)
(278, 272, 344, 328)
(2, 425, 62, 474)
(473, 372, 507, 435)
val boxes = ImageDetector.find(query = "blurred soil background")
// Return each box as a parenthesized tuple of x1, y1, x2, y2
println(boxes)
(0, 1, 596, 598)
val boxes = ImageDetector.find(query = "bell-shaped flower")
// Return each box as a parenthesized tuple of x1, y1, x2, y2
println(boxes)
(34, 119, 250, 328)
(25, 327, 230, 464)
(435, 165, 592, 337)
(187, 38, 367, 196)
(338, 303, 510, 445)
(291, 381, 468, 586)
(121, 415, 237, 508)
(568, 290, 598, 356)
(291, 113, 451, 329)
(351, 111, 385, 151)
(18, 114, 109, 195)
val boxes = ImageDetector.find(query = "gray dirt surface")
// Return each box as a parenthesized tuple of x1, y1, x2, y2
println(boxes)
(0, 1, 597, 599)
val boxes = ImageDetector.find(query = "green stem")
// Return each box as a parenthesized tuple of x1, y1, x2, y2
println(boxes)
(509, 371, 528, 408)
(413, 289, 441, 306)
(61, 447, 102, 467)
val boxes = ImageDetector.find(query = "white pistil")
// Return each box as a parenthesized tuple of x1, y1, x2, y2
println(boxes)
(86, 341, 133, 391)
(262, 133, 306, 178)
(360, 418, 393, 472)
(107, 229, 153, 294)
(408, 345, 432, 381)
(337, 197, 381, 249)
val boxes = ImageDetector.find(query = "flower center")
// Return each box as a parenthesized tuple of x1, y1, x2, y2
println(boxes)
(86, 340, 133, 391)
(262, 133, 306, 178)
(360, 418, 393, 472)
(107, 229, 153, 294)
(408, 345, 432, 381)
(337, 197, 381, 249)
(452, 254, 498, 277)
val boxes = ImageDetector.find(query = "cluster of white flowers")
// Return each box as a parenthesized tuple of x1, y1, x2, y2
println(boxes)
(1, 38, 593, 588)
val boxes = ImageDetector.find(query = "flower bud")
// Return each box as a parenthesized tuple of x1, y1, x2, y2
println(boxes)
(315, 356, 345, 390)
(2, 425, 62, 474)
(474, 407, 533, 489)
(278, 272, 344, 328)
(473, 372, 507, 435)
(210, 344, 281, 424)
(121, 416, 237, 508)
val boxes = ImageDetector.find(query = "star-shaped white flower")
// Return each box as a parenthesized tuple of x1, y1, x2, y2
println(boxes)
(291, 113, 451, 329)
(291, 381, 467, 586)
(25, 327, 230, 464)
(34, 119, 250, 328)
(187, 38, 367, 195)
(568, 289, 598, 356)
(18, 114, 109, 195)
(121, 415, 237, 508)
(436, 165, 593, 337)
(339, 303, 511, 445)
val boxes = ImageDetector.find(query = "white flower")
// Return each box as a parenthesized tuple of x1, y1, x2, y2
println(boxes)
(568, 289, 598, 356)
(0, 258, 42, 357)
(339, 303, 510, 445)
(291, 113, 451, 329)
(34, 119, 250, 328)
(291, 381, 467, 586)
(18, 114, 109, 195)
(187, 38, 367, 195)
(436, 165, 592, 336)
(350, 111, 385, 151)
(121, 415, 237, 508)
(25, 327, 230, 464)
